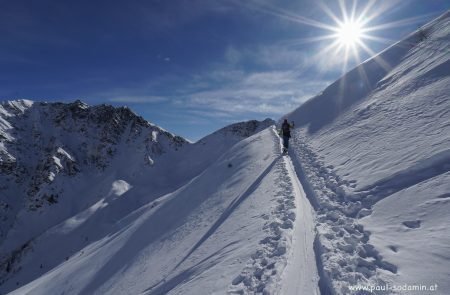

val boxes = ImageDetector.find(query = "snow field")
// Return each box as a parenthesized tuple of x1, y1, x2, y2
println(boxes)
(290, 133, 398, 294)
(5, 126, 306, 295)
(283, 11, 450, 295)
(360, 171, 450, 293)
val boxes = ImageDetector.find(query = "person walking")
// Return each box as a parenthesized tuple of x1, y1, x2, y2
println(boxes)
(280, 119, 293, 154)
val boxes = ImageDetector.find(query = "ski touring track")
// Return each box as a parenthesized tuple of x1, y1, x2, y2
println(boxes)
(228, 126, 320, 295)
(288, 129, 405, 295)
(273, 127, 321, 295)
(280, 150, 320, 295)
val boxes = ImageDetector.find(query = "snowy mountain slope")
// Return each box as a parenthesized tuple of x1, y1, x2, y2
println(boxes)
(286, 11, 449, 138)
(285, 11, 450, 294)
(0, 100, 187, 252)
(3, 127, 303, 295)
(360, 171, 450, 293)
(0, 100, 273, 293)
(161, 118, 275, 185)
(1, 10, 449, 295)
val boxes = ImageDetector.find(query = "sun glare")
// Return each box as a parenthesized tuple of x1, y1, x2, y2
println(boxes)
(337, 21, 363, 47)
(241, 0, 432, 74)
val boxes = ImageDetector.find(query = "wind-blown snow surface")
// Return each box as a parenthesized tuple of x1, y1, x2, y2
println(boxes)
(0, 102, 317, 295)
(285, 11, 450, 294)
(3, 126, 306, 295)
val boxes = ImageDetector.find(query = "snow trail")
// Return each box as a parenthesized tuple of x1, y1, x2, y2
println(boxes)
(227, 129, 293, 294)
(282, 11, 450, 295)
(238, 127, 321, 295)
(289, 132, 400, 294)
(280, 154, 320, 295)
(228, 127, 321, 295)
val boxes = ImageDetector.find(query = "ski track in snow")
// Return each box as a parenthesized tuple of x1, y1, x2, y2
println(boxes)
(290, 130, 450, 295)
(290, 132, 399, 294)
(281, 153, 320, 295)
(283, 12, 450, 295)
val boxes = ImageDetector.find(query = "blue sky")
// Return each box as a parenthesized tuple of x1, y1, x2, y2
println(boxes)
(1, 0, 448, 140)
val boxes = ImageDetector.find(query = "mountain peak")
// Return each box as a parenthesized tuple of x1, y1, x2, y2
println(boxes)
(202, 118, 275, 141)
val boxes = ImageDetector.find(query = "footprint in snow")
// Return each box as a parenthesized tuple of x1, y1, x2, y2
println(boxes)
(388, 245, 398, 253)
(402, 220, 421, 229)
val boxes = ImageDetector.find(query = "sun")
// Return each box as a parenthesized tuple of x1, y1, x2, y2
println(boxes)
(336, 20, 363, 47)
(239, 0, 431, 72)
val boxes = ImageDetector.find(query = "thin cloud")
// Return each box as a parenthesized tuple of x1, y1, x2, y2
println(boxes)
(185, 109, 236, 119)
(223, 43, 309, 70)
(108, 95, 168, 104)
(242, 71, 300, 87)
(181, 69, 329, 116)
(224, 46, 242, 65)
(169, 42, 332, 118)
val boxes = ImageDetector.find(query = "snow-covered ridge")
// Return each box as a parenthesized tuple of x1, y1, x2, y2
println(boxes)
(0, 100, 191, 269)
(0, 100, 274, 294)
(286, 10, 450, 134)
(285, 11, 450, 294)
(0, 112, 297, 295)
(201, 118, 275, 140)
